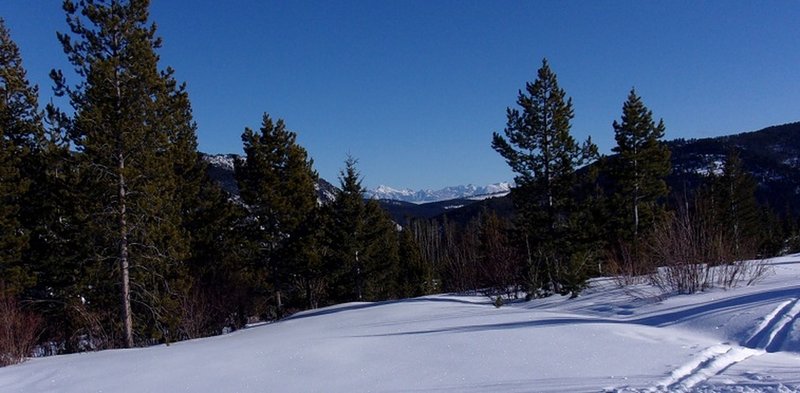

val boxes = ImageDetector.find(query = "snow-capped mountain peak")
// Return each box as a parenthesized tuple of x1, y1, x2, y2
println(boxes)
(372, 185, 416, 197)
(365, 182, 511, 204)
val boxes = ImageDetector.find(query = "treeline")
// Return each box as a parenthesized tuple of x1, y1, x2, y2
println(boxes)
(406, 60, 798, 302)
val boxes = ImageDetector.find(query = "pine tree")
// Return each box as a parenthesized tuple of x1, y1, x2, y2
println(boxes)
(0, 18, 46, 296)
(713, 149, 760, 259)
(361, 199, 400, 300)
(608, 89, 670, 247)
(491, 59, 597, 297)
(234, 113, 318, 318)
(325, 157, 368, 303)
(323, 157, 401, 303)
(293, 205, 329, 309)
(182, 174, 252, 335)
(52, 0, 197, 347)
(0, 122, 26, 296)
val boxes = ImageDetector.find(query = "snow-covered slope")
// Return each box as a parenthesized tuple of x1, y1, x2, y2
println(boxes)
(3, 257, 800, 392)
(366, 182, 512, 204)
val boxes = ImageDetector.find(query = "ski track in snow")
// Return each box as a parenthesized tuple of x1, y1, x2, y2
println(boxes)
(763, 300, 800, 353)
(649, 298, 800, 392)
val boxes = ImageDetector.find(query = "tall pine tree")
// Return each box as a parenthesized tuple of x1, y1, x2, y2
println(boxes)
(491, 59, 597, 297)
(234, 114, 318, 318)
(0, 18, 37, 296)
(608, 89, 670, 247)
(52, 0, 198, 347)
(711, 149, 760, 259)
(325, 157, 367, 303)
(324, 157, 400, 303)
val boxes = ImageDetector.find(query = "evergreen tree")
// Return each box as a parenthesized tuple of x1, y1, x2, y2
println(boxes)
(608, 89, 670, 246)
(491, 59, 597, 297)
(0, 18, 39, 296)
(182, 175, 252, 335)
(234, 113, 318, 318)
(0, 119, 27, 296)
(712, 149, 760, 258)
(52, 0, 197, 347)
(324, 157, 400, 303)
(362, 199, 400, 300)
(325, 157, 368, 303)
(293, 205, 329, 309)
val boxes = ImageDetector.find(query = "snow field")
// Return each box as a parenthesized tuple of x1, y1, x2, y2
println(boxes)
(1, 256, 800, 392)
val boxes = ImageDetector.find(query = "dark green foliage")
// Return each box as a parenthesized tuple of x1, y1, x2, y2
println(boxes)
(601, 90, 671, 276)
(607, 89, 671, 246)
(52, 0, 201, 347)
(181, 174, 252, 335)
(234, 113, 319, 317)
(0, 133, 26, 294)
(0, 18, 47, 297)
(701, 149, 762, 259)
(491, 59, 598, 297)
(324, 157, 400, 303)
(362, 200, 401, 300)
(292, 206, 330, 310)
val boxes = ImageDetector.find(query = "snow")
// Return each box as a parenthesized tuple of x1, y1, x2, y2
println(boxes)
(366, 182, 512, 204)
(202, 153, 237, 171)
(2, 256, 800, 392)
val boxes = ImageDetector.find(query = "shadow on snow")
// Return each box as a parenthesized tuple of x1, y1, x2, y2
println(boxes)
(350, 286, 800, 345)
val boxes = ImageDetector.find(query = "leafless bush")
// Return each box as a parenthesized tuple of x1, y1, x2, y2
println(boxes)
(606, 243, 653, 287)
(647, 202, 769, 294)
(0, 294, 42, 367)
(66, 300, 114, 352)
(177, 286, 213, 340)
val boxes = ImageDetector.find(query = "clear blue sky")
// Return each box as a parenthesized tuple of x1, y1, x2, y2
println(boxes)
(2, 1, 799, 190)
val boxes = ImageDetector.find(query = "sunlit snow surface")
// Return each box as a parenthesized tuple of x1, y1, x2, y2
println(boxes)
(2, 256, 800, 392)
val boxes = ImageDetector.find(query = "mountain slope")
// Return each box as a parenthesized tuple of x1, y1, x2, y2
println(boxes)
(3, 255, 799, 392)
(428, 121, 800, 225)
(201, 153, 338, 204)
(667, 121, 800, 214)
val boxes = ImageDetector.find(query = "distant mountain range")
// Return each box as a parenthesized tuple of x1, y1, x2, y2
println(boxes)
(364, 183, 511, 204)
(202, 121, 800, 225)
(201, 153, 510, 207)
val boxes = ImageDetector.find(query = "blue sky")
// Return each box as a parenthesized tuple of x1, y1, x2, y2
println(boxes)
(2, 1, 799, 190)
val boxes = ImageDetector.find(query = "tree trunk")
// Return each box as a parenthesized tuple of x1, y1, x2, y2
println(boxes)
(118, 154, 133, 348)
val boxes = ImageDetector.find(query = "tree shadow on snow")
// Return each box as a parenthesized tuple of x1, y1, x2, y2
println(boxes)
(353, 285, 800, 341)
(284, 296, 490, 322)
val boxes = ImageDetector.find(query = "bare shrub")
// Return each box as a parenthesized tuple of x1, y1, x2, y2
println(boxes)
(606, 243, 653, 287)
(0, 294, 42, 367)
(65, 300, 114, 352)
(177, 286, 213, 340)
(647, 200, 769, 294)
